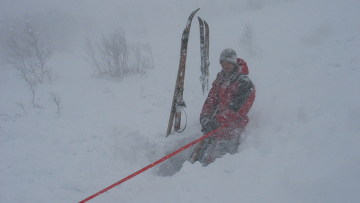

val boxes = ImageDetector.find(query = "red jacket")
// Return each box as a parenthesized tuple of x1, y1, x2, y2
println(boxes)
(200, 58, 256, 137)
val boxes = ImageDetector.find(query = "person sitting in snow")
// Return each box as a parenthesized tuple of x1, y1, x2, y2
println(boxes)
(191, 48, 256, 166)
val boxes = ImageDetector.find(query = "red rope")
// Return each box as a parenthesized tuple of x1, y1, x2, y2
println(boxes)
(79, 126, 225, 203)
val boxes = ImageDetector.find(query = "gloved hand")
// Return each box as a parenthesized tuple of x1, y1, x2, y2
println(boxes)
(201, 119, 219, 134)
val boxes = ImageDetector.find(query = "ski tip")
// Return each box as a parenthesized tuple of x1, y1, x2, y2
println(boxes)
(185, 8, 201, 28)
(191, 8, 200, 16)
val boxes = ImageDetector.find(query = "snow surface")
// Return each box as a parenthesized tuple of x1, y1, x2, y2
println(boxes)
(1, 0, 360, 202)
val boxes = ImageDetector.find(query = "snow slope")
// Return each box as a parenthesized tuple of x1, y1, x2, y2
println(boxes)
(1, 0, 360, 202)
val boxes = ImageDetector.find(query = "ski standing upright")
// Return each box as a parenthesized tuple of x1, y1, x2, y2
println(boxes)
(166, 8, 200, 137)
(189, 17, 210, 162)
(198, 17, 210, 95)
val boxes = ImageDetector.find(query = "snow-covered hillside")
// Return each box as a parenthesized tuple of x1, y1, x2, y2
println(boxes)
(1, 0, 359, 202)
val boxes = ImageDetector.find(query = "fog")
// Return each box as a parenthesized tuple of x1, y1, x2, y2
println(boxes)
(1, 0, 359, 202)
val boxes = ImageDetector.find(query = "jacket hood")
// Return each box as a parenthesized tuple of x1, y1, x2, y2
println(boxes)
(237, 58, 249, 75)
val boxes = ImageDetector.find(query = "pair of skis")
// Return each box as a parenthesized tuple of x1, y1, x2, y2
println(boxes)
(166, 8, 210, 137)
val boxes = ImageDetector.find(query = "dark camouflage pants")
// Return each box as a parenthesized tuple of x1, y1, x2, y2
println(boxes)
(195, 128, 242, 166)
